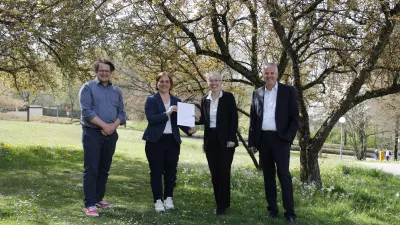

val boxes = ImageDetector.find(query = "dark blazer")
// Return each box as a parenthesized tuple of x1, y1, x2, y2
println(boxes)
(196, 91, 239, 151)
(142, 93, 191, 144)
(248, 82, 299, 149)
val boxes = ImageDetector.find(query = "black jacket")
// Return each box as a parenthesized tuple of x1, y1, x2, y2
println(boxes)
(248, 82, 299, 149)
(196, 91, 239, 151)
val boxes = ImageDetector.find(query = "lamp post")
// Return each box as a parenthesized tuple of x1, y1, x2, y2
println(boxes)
(339, 117, 346, 160)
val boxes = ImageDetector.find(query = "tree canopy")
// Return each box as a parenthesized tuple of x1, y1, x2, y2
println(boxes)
(1, 0, 399, 186)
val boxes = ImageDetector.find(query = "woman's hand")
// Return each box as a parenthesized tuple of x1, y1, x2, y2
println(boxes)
(166, 105, 177, 116)
(188, 127, 196, 134)
(227, 141, 235, 148)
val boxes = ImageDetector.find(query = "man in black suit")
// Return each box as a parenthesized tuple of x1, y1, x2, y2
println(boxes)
(248, 63, 299, 223)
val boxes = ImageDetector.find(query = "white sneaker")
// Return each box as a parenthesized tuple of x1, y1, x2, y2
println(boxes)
(154, 199, 165, 212)
(164, 197, 174, 209)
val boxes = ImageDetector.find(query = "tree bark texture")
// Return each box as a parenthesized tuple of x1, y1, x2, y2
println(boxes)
(395, 117, 399, 161)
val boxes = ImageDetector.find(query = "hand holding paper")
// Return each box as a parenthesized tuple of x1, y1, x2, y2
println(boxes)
(166, 105, 177, 116)
(188, 127, 196, 134)
(177, 102, 195, 127)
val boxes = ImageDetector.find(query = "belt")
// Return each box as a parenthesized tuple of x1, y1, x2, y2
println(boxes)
(82, 125, 100, 130)
(262, 130, 277, 134)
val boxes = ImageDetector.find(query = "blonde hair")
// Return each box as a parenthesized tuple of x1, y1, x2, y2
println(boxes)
(205, 72, 223, 81)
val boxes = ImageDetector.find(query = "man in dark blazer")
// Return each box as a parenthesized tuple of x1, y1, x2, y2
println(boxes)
(248, 63, 299, 223)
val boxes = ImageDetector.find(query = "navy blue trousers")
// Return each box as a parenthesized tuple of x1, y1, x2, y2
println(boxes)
(145, 134, 180, 202)
(259, 132, 295, 219)
(82, 127, 118, 207)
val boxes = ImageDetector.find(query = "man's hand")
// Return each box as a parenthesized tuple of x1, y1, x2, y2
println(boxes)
(102, 123, 116, 136)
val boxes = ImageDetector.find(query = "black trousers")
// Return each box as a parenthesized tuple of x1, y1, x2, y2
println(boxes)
(82, 127, 118, 207)
(205, 128, 235, 210)
(145, 134, 180, 202)
(259, 132, 295, 219)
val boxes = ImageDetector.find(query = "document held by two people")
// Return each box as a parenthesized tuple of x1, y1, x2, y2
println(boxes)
(177, 102, 195, 127)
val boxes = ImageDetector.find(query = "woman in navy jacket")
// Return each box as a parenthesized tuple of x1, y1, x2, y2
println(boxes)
(196, 72, 238, 215)
(142, 72, 196, 212)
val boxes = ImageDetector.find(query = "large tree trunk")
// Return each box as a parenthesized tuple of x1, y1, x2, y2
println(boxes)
(297, 111, 317, 185)
(299, 134, 323, 187)
(299, 144, 308, 183)
(306, 147, 321, 186)
(395, 117, 399, 161)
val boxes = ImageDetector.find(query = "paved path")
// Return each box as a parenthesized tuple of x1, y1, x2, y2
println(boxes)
(358, 161, 400, 178)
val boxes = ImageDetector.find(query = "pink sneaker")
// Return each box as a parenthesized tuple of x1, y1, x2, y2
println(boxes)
(84, 206, 99, 217)
(96, 200, 111, 208)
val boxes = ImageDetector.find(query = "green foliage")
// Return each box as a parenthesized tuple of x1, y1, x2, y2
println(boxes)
(326, 128, 341, 145)
(0, 0, 103, 90)
(341, 165, 385, 178)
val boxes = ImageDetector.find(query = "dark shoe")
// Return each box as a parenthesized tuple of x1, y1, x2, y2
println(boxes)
(285, 217, 295, 223)
(267, 211, 278, 218)
(214, 208, 225, 215)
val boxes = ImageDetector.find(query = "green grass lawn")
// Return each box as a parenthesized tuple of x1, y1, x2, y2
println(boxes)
(0, 120, 399, 225)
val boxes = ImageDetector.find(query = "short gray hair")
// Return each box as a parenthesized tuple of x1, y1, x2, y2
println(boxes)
(262, 63, 279, 73)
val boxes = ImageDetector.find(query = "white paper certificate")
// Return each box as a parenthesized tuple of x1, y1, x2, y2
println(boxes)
(177, 102, 195, 127)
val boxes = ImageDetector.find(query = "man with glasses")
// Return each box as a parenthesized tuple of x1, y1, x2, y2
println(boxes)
(79, 60, 126, 216)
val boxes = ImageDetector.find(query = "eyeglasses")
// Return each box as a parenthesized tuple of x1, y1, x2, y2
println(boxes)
(209, 79, 221, 83)
(98, 70, 111, 74)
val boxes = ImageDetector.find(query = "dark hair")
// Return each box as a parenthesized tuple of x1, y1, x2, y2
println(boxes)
(94, 60, 115, 73)
(155, 72, 173, 91)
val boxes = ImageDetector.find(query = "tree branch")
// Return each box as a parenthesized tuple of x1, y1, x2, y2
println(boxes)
(242, 0, 258, 74)
(157, 1, 261, 86)
(353, 83, 400, 106)
(302, 66, 352, 90)
(210, 0, 229, 56)
(293, 0, 324, 21)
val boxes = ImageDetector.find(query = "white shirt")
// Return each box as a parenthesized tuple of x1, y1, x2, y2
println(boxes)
(163, 100, 172, 134)
(206, 91, 223, 128)
(262, 82, 278, 131)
